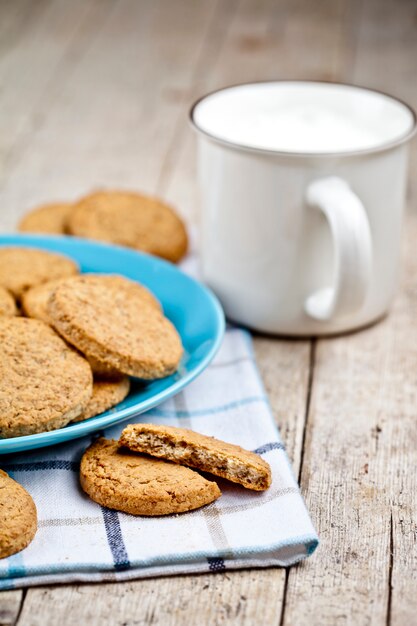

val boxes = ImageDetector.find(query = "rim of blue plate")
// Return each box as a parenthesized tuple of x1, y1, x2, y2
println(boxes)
(0, 234, 225, 454)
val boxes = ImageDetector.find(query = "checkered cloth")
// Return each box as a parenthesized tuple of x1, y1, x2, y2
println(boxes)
(0, 257, 318, 589)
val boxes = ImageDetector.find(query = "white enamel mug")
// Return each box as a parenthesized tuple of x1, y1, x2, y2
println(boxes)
(190, 81, 416, 335)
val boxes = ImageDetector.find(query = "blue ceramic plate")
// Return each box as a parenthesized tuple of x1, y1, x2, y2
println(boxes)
(0, 235, 225, 455)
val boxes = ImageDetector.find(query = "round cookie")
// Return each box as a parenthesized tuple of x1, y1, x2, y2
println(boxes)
(20, 273, 117, 376)
(67, 190, 188, 263)
(48, 275, 183, 379)
(80, 438, 221, 515)
(18, 202, 73, 234)
(0, 287, 17, 316)
(0, 247, 79, 299)
(73, 376, 130, 422)
(22, 274, 160, 326)
(0, 317, 93, 438)
(0, 470, 37, 558)
(21, 277, 70, 324)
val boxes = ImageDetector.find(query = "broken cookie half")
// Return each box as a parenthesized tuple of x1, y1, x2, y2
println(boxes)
(119, 423, 272, 491)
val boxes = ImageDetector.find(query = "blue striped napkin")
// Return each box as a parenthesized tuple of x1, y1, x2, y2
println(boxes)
(0, 255, 318, 588)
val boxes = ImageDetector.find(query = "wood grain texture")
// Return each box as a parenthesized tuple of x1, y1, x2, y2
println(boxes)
(0, 591, 23, 626)
(0, 0, 107, 172)
(282, 0, 417, 623)
(354, 4, 417, 625)
(16, 571, 284, 626)
(0, 0, 224, 229)
(387, 214, 417, 626)
(253, 338, 312, 474)
(282, 215, 417, 626)
(0, 0, 416, 624)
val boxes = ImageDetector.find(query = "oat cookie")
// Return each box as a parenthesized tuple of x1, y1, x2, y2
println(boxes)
(20, 274, 119, 376)
(67, 190, 188, 263)
(21, 278, 69, 324)
(0, 247, 79, 299)
(18, 202, 73, 234)
(48, 275, 182, 379)
(0, 287, 17, 316)
(73, 376, 130, 422)
(86, 355, 122, 378)
(80, 438, 221, 515)
(120, 424, 272, 491)
(0, 470, 37, 558)
(79, 275, 160, 376)
(22, 273, 160, 326)
(0, 317, 93, 438)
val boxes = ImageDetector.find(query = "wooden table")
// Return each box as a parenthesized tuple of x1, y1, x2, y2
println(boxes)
(1, 0, 416, 624)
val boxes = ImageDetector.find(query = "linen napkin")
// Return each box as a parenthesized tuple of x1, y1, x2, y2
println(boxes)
(0, 256, 318, 589)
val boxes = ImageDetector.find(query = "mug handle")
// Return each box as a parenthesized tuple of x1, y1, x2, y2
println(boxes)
(304, 176, 373, 321)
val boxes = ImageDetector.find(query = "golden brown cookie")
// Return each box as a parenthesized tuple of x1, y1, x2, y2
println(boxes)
(120, 424, 272, 491)
(0, 317, 93, 438)
(67, 190, 188, 263)
(48, 275, 183, 379)
(18, 202, 73, 234)
(21, 278, 69, 324)
(86, 355, 124, 378)
(0, 287, 17, 316)
(73, 376, 130, 422)
(0, 469, 37, 558)
(22, 274, 160, 326)
(0, 247, 79, 300)
(80, 438, 221, 515)
(22, 274, 160, 377)
(82, 274, 161, 376)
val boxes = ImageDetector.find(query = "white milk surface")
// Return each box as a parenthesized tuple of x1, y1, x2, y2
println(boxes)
(193, 82, 414, 154)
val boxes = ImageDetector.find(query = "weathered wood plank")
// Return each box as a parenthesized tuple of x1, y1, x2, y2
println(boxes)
(0, 591, 23, 626)
(282, 0, 417, 622)
(362, 3, 417, 624)
(0, 0, 50, 55)
(17, 571, 284, 626)
(282, 213, 417, 626)
(0, 0, 111, 173)
(0, 0, 224, 231)
(253, 338, 312, 473)
(353, 4, 417, 623)
(387, 216, 417, 626)
(283, 321, 394, 624)
(4, 0, 415, 625)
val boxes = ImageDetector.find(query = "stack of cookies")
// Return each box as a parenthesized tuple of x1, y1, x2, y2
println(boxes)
(18, 189, 188, 264)
(0, 246, 183, 439)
